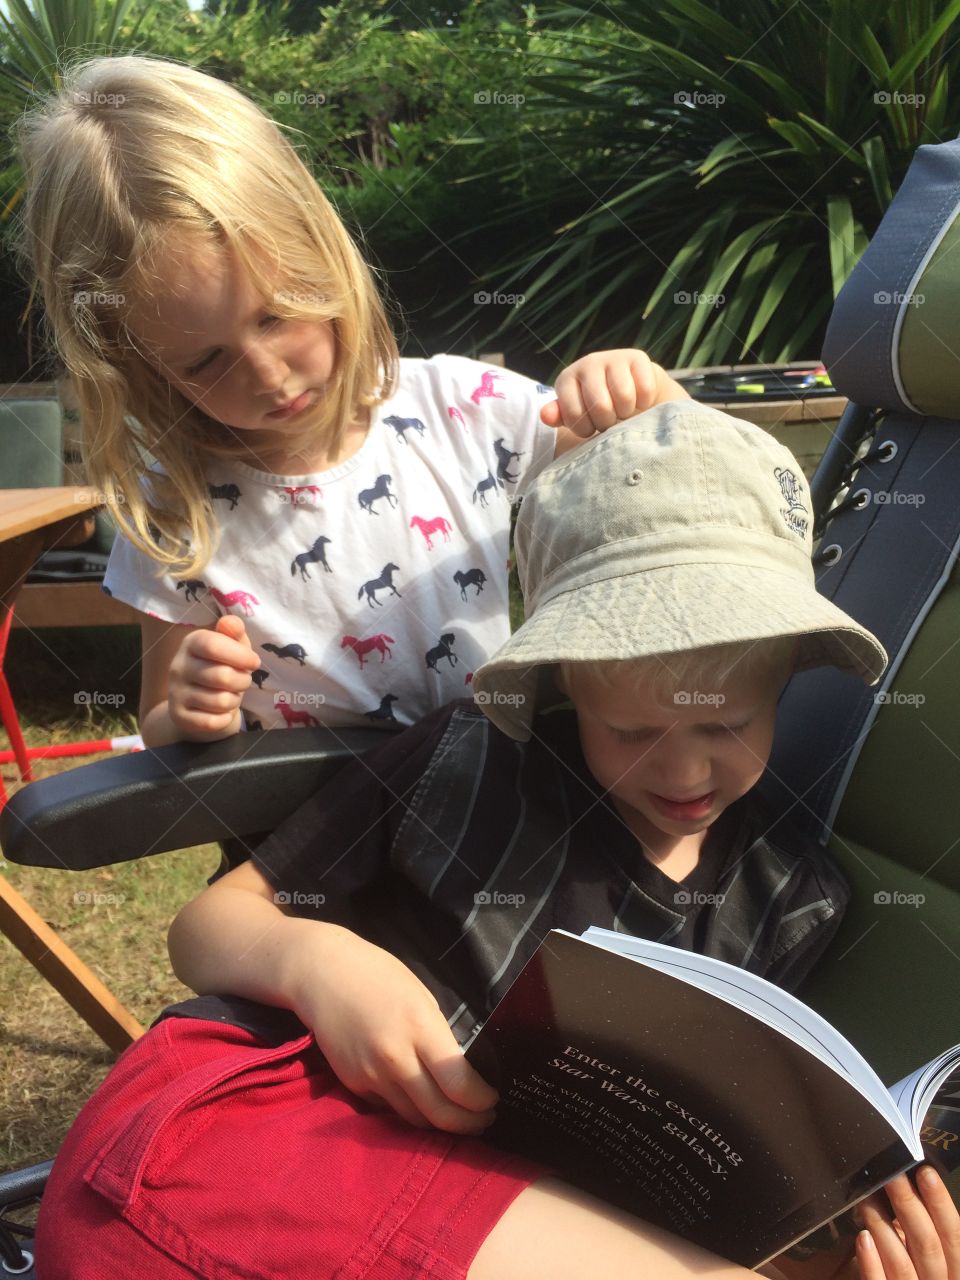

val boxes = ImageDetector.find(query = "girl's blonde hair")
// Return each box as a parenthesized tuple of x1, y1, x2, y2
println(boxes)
(559, 636, 798, 707)
(12, 53, 399, 578)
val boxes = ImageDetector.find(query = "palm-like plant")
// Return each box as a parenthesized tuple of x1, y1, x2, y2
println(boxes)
(0, 0, 151, 211)
(470, 0, 960, 366)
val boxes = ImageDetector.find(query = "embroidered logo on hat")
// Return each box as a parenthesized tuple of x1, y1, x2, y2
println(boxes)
(774, 466, 808, 538)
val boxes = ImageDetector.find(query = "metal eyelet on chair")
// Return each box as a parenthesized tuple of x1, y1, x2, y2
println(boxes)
(1, 1249, 33, 1276)
(816, 543, 843, 566)
(851, 488, 871, 510)
(876, 439, 898, 463)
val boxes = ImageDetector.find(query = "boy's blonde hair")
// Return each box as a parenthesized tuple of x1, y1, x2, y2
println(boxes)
(12, 54, 399, 578)
(559, 636, 798, 707)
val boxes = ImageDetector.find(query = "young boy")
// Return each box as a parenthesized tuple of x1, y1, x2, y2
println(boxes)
(40, 401, 920, 1280)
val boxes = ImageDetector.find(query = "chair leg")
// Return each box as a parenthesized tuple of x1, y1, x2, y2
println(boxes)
(0, 610, 34, 801)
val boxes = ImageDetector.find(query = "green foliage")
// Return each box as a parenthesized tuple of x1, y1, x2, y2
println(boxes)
(0, 0, 148, 222)
(469, 0, 960, 365)
(5, 0, 960, 375)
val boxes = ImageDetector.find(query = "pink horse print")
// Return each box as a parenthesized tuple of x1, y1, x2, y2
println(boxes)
(208, 586, 260, 617)
(470, 370, 505, 405)
(410, 515, 453, 550)
(448, 406, 466, 428)
(341, 633, 395, 668)
(274, 695, 321, 728)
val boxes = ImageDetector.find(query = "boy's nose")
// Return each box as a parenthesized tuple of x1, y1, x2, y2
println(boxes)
(652, 751, 711, 797)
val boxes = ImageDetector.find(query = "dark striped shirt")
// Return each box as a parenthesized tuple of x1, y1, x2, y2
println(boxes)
(157, 700, 850, 1046)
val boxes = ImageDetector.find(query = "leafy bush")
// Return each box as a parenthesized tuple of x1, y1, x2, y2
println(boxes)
(470, 0, 960, 366)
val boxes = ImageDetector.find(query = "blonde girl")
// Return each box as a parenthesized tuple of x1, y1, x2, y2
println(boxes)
(14, 53, 684, 746)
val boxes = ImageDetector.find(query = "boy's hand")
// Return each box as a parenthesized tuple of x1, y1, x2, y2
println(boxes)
(290, 927, 498, 1134)
(167, 614, 261, 741)
(540, 348, 690, 439)
(855, 1167, 960, 1280)
(768, 1169, 960, 1280)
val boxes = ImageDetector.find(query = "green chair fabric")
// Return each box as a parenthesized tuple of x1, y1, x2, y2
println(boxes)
(0, 399, 63, 488)
(797, 556, 960, 1081)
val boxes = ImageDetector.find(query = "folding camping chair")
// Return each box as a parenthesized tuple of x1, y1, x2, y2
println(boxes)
(2, 135, 960, 1277)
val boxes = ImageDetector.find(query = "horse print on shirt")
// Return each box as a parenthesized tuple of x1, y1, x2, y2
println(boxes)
(365, 693, 399, 722)
(358, 564, 402, 607)
(208, 587, 259, 617)
(472, 471, 502, 507)
(208, 482, 242, 510)
(291, 536, 332, 579)
(341, 633, 395, 668)
(384, 415, 427, 443)
(176, 579, 205, 604)
(454, 568, 486, 600)
(493, 438, 523, 484)
(470, 371, 505, 405)
(358, 475, 398, 515)
(425, 633, 457, 672)
(261, 642, 308, 666)
(410, 515, 453, 550)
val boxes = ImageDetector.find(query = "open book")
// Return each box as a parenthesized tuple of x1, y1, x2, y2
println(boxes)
(465, 928, 960, 1269)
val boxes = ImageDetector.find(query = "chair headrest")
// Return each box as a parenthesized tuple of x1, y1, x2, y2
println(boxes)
(823, 139, 960, 419)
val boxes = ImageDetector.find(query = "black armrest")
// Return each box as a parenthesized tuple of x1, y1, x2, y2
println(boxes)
(0, 728, 387, 870)
(0, 1159, 54, 1206)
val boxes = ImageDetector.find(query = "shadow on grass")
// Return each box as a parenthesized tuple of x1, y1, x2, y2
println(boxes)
(4, 624, 141, 738)
(0, 1028, 113, 1065)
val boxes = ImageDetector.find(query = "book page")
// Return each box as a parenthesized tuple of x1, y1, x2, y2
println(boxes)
(579, 927, 919, 1142)
(469, 931, 915, 1267)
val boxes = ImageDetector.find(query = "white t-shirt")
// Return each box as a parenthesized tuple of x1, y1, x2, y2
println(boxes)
(104, 354, 557, 730)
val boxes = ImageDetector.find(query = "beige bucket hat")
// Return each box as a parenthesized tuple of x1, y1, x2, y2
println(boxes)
(472, 400, 887, 740)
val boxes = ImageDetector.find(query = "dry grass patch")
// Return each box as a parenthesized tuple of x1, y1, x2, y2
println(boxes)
(1, 626, 221, 1173)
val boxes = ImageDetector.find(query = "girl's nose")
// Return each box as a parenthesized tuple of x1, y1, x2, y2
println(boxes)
(244, 339, 288, 393)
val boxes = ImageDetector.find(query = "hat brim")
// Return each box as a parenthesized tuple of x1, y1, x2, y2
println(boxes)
(472, 561, 888, 740)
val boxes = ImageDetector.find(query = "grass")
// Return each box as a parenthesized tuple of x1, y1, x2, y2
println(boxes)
(1, 625, 219, 1175)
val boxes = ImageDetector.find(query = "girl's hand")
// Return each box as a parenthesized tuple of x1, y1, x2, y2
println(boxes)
(540, 348, 689, 438)
(289, 925, 498, 1135)
(167, 614, 261, 740)
(856, 1167, 960, 1280)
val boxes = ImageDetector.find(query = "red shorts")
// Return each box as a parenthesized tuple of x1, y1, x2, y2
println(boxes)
(35, 1017, 547, 1279)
